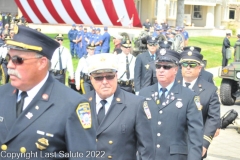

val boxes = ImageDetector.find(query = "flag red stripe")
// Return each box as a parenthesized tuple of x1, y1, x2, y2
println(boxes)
(14, 0, 33, 23)
(28, 0, 48, 23)
(102, 0, 121, 26)
(43, 0, 65, 23)
(61, 0, 83, 24)
(81, 0, 102, 25)
(123, 0, 142, 27)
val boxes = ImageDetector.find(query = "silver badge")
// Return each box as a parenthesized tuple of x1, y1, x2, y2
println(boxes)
(176, 101, 183, 108)
(25, 112, 33, 119)
(164, 41, 168, 44)
(190, 46, 194, 51)
(0, 117, 3, 122)
(160, 49, 166, 55)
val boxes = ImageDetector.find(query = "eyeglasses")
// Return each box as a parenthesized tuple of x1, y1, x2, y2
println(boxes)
(155, 64, 174, 70)
(148, 43, 158, 47)
(181, 62, 199, 68)
(91, 74, 116, 81)
(6, 54, 41, 65)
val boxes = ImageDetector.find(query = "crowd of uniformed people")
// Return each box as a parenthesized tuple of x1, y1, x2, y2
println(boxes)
(0, 22, 222, 160)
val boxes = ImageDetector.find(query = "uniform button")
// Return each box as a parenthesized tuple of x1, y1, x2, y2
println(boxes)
(20, 147, 26, 153)
(156, 144, 160, 148)
(109, 141, 113, 144)
(157, 133, 161, 136)
(96, 139, 98, 142)
(158, 121, 161, 125)
(159, 110, 163, 114)
(1, 144, 7, 151)
(108, 155, 112, 159)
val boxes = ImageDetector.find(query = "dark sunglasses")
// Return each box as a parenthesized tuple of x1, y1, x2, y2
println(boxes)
(122, 46, 131, 49)
(6, 54, 41, 65)
(155, 64, 174, 70)
(57, 39, 63, 41)
(148, 43, 158, 47)
(181, 62, 199, 68)
(92, 74, 115, 81)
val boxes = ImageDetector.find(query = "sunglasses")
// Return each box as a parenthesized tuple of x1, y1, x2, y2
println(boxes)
(57, 39, 63, 41)
(181, 62, 199, 68)
(148, 43, 158, 47)
(92, 74, 116, 81)
(6, 54, 41, 65)
(155, 64, 174, 70)
(122, 46, 131, 49)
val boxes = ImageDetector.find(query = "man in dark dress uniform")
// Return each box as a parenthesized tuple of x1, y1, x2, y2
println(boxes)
(222, 33, 231, 67)
(139, 49, 203, 160)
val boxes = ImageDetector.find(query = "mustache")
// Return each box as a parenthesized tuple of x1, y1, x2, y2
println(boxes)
(7, 69, 22, 79)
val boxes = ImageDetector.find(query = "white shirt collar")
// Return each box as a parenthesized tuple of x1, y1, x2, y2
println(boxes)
(182, 77, 198, 89)
(95, 93, 114, 114)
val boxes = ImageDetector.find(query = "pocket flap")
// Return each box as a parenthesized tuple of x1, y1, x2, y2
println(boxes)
(170, 144, 188, 154)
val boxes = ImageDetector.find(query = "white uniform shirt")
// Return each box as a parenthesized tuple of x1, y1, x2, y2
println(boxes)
(75, 55, 91, 86)
(96, 93, 114, 115)
(182, 78, 198, 89)
(0, 44, 8, 59)
(51, 46, 74, 77)
(117, 53, 136, 81)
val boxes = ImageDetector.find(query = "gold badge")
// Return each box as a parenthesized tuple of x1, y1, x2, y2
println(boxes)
(1, 144, 7, 151)
(143, 101, 151, 119)
(156, 99, 160, 104)
(188, 51, 192, 56)
(42, 94, 49, 100)
(13, 25, 19, 34)
(145, 64, 149, 69)
(76, 103, 92, 129)
(194, 96, 202, 110)
(20, 147, 26, 153)
(35, 138, 49, 150)
(116, 98, 121, 102)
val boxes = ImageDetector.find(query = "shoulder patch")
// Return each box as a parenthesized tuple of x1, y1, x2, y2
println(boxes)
(143, 101, 151, 119)
(76, 102, 92, 129)
(194, 96, 202, 111)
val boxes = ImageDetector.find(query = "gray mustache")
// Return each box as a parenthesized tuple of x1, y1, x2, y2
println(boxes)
(8, 69, 22, 79)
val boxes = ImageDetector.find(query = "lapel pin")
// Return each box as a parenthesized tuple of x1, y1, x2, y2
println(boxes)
(116, 98, 121, 102)
(35, 106, 39, 110)
(42, 94, 49, 100)
(25, 112, 33, 119)
(162, 102, 166, 106)
(37, 130, 45, 135)
(89, 97, 92, 101)
(13, 89, 17, 94)
(157, 100, 160, 104)
(171, 92, 174, 95)
(146, 98, 151, 100)
(176, 101, 183, 108)
(171, 96, 175, 100)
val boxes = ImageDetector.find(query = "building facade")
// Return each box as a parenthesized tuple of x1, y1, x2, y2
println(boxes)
(134, 0, 240, 28)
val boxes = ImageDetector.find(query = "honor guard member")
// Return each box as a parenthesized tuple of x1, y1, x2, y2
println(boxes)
(93, 28, 102, 54)
(222, 33, 231, 67)
(176, 46, 214, 84)
(0, 35, 11, 84)
(68, 24, 77, 57)
(85, 53, 154, 160)
(176, 49, 220, 159)
(0, 25, 96, 160)
(113, 34, 123, 55)
(117, 40, 136, 93)
(100, 26, 110, 53)
(134, 36, 159, 95)
(75, 43, 96, 94)
(142, 41, 173, 88)
(80, 28, 89, 56)
(51, 34, 74, 84)
(75, 25, 84, 58)
(139, 49, 203, 160)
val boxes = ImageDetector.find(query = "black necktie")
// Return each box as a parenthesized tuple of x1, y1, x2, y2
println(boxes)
(185, 82, 191, 88)
(16, 91, 28, 117)
(126, 56, 130, 79)
(98, 100, 107, 125)
(160, 88, 167, 103)
(59, 47, 63, 70)
(151, 54, 154, 60)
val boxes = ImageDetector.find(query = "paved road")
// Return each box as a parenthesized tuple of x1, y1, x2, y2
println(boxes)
(206, 100, 240, 160)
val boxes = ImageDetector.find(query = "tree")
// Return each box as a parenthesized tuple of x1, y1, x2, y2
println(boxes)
(176, 0, 184, 27)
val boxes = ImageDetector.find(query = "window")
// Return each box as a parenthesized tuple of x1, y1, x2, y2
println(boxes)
(193, 5, 202, 19)
(155, 0, 158, 17)
(169, 1, 176, 18)
(229, 9, 235, 19)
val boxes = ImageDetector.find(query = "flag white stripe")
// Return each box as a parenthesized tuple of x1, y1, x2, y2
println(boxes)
(91, 0, 112, 25)
(34, 0, 57, 24)
(20, 0, 41, 23)
(112, 0, 131, 26)
(70, 0, 93, 25)
(51, 0, 75, 24)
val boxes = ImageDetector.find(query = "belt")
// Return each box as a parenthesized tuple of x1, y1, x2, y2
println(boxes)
(118, 80, 133, 86)
(51, 69, 66, 75)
